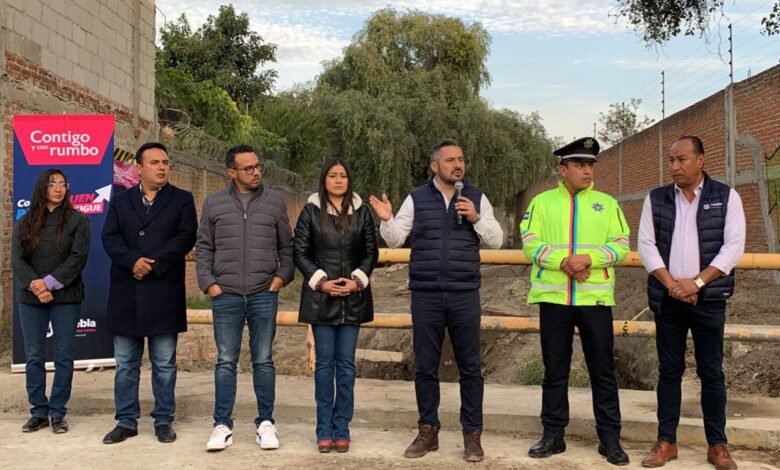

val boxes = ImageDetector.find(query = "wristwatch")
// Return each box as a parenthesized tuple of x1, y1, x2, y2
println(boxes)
(693, 276, 706, 289)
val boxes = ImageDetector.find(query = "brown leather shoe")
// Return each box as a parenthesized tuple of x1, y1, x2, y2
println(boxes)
(707, 443, 738, 470)
(641, 440, 678, 467)
(404, 424, 439, 458)
(463, 427, 485, 462)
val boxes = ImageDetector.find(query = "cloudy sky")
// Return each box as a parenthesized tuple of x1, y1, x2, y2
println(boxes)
(155, 0, 780, 141)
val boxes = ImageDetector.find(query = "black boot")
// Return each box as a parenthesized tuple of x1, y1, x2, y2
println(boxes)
(528, 437, 566, 458)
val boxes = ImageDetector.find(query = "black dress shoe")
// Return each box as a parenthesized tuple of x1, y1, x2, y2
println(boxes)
(598, 440, 630, 466)
(528, 437, 566, 458)
(155, 424, 177, 443)
(103, 425, 138, 444)
(22, 416, 49, 433)
(51, 416, 69, 434)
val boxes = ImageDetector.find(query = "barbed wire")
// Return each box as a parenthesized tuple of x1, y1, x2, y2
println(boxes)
(157, 108, 311, 192)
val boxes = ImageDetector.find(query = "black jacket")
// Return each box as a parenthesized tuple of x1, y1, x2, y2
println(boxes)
(101, 183, 197, 337)
(12, 206, 90, 304)
(294, 194, 378, 325)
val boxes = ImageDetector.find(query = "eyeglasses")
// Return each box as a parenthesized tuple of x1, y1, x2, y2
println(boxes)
(232, 162, 264, 175)
(46, 182, 70, 190)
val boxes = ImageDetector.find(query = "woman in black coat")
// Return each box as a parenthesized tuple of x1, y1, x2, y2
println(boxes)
(294, 158, 378, 453)
(12, 169, 90, 434)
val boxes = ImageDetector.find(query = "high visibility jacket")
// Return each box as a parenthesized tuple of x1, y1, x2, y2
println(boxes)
(519, 181, 630, 306)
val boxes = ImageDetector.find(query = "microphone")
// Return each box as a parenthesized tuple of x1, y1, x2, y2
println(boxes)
(454, 181, 464, 225)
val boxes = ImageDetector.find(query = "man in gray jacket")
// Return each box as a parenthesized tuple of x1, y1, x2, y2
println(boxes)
(196, 144, 294, 452)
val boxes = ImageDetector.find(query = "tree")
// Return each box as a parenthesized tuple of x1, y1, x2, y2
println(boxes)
(156, 58, 285, 154)
(307, 9, 555, 208)
(319, 8, 491, 100)
(598, 99, 655, 146)
(158, 5, 277, 107)
(614, 0, 780, 44)
(252, 88, 333, 180)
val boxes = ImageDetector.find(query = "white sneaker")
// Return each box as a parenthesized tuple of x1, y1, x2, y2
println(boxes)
(206, 425, 233, 451)
(256, 420, 279, 449)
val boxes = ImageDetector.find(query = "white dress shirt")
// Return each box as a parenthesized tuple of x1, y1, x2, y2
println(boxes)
(379, 179, 504, 249)
(637, 179, 746, 279)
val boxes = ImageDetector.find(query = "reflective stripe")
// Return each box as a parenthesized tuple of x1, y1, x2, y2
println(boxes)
(530, 282, 567, 291)
(575, 244, 602, 249)
(532, 244, 548, 264)
(604, 245, 620, 263)
(522, 231, 538, 242)
(576, 284, 613, 291)
(599, 246, 616, 265)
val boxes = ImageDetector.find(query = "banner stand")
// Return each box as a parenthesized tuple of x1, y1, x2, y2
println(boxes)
(11, 114, 117, 372)
(11, 358, 117, 373)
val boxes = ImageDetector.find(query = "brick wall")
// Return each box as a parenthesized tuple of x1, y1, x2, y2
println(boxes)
(519, 65, 780, 253)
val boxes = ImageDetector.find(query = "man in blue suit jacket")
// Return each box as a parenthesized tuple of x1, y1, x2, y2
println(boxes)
(101, 142, 197, 445)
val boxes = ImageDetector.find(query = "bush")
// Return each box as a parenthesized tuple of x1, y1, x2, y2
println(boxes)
(521, 354, 590, 387)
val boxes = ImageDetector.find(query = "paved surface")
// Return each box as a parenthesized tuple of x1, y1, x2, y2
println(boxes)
(0, 369, 778, 469)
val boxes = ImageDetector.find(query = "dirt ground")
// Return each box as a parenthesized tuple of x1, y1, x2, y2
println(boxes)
(3, 413, 778, 469)
(269, 264, 780, 397)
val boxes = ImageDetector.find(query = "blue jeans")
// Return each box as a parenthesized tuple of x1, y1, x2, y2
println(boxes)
(113, 334, 178, 429)
(312, 324, 360, 441)
(211, 291, 278, 429)
(18, 302, 81, 419)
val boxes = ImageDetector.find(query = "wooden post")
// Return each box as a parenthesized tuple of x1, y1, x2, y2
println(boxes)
(306, 325, 315, 376)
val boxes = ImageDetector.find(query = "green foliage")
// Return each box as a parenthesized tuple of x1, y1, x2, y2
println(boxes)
(522, 355, 546, 385)
(320, 8, 490, 100)
(158, 5, 277, 107)
(613, 0, 780, 44)
(156, 60, 285, 152)
(278, 271, 303, 303)
(186, 295, 212, 309)
(252, 89, 333, 181)
(156, 6, 285, 156)
(522, 355, 589, 387)
(305, 9, 555, 208)
(597, 98, 655, 146)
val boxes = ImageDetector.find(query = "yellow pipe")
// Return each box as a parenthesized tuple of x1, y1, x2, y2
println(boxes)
(186, 310, 780, 342)
(379, 248, 780, 269)
(187, 249, 780, 269)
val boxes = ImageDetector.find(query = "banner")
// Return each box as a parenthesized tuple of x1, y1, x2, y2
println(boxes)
(12, 115, 116, 371)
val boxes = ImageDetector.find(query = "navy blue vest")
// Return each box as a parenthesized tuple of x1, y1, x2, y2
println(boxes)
(408, 178, 482, 291)
(647, 172, 735, 313)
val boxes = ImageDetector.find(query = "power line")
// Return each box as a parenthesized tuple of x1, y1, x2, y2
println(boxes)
(666, 66, 727, 102)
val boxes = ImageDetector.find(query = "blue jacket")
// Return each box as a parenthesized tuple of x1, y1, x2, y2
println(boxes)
(409, 178, 482, 291)
(646, 172, 735, 312)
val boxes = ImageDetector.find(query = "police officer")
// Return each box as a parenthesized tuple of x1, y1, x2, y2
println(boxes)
(520, 137, 630, 466)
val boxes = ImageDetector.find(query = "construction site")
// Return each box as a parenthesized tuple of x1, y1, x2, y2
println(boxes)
(1, 1, 780, 468)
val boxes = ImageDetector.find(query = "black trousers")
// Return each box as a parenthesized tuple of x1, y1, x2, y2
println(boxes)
(411, 289, 483, 433)
(654, 296, 727, 446)
(539, 302, 622, 442)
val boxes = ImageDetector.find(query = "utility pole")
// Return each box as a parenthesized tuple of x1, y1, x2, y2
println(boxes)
(659, 71, 665, 186)
(728, 23, 734, 84)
